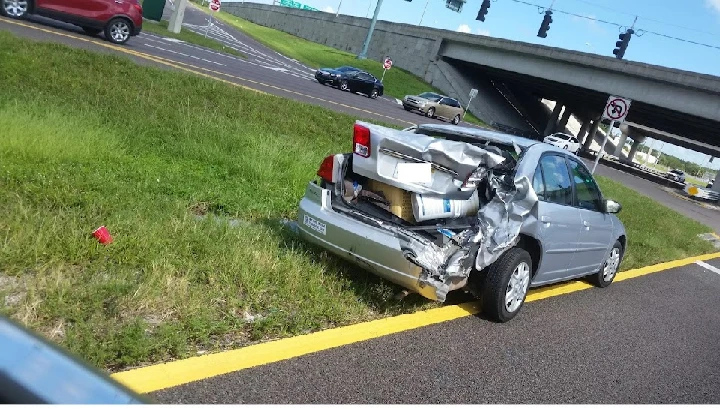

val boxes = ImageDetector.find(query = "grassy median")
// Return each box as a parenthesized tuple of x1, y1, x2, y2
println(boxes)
(0, 30, 715, 371)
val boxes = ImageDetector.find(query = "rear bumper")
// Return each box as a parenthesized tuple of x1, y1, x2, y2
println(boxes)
(296, 182, 439, 300)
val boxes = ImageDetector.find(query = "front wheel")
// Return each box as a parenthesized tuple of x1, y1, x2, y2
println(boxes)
(104, 18, 132, 45)
(426, 107, 436, 118)
(2, 0, 30, 19)
(369, 88, 379, 99)
(587, 241, 623, 288)
(563, 144, 569, 150)
(451, 114, 461, 125)
(339, 80, 349, 92)
(481, 247, 532, 323)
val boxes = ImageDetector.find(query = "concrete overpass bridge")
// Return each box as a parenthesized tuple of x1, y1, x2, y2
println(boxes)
(224, 2, 720, 187)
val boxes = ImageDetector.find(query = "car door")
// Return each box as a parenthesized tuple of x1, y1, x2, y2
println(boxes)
(37, 0, 107, 19)
(530, 154, 585, 284)
(565, 157, 615, 275)
(437, 98, 452, 118)
(355, 72, 374, 94)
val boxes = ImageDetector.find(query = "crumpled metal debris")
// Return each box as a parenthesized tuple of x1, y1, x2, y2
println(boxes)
(397, 172, 538, 302)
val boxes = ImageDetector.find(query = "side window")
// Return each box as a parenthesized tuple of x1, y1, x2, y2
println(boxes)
(439, 98, 449, 105)
(570, 137, 578, 144)
(567, 159, 603, 211)
(452, 99, 461, 107)
(538, 155, 573, 206)
(532, 166, 546, 201)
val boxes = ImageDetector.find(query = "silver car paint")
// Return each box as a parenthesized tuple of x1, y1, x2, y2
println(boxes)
(297, 122, 626, 301)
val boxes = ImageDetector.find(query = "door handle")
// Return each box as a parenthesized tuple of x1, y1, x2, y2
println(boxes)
(583, 220, 590, 228)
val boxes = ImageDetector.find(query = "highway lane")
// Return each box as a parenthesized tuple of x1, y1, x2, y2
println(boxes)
(153, 258, 720, 404)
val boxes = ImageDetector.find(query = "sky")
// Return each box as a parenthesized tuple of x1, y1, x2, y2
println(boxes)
(233, 0, 720, 168)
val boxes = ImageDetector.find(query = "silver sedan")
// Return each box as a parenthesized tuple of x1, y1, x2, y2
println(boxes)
(296, 122, 626, 322)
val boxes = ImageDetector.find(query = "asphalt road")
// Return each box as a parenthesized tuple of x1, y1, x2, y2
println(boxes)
(0, 7, 478, 129)
(153, 257, 720, 404)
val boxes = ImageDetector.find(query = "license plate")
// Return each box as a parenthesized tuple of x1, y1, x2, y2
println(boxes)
(303, 214, 327, 235)
(393, 162, 432, 184)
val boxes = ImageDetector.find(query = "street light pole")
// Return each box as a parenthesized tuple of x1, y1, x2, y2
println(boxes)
(418, 0, 430, 25)
(358, 0, 383, 59)
(336, 0, 342, 16)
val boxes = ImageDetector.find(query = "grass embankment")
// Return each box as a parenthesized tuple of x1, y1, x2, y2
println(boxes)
(0, 30, 714, 371)
(189, 2, 487, 126)
(141, 19, 247, 59)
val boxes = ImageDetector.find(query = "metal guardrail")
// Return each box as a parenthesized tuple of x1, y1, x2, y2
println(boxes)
(685, 185, 720, 202)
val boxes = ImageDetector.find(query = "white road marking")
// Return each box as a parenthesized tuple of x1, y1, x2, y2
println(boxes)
(695, 261, 720, 275)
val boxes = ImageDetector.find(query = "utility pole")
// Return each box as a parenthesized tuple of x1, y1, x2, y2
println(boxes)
(336, 0, 342, 16)
(418, 0, 430, 25)
(358, 0, 383, 59)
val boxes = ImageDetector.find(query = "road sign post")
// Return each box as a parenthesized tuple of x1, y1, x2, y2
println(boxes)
(205, 0, 220, 37)
(592, 95, 632, 174)
(380, 57, 392, 82)
(462, 88, 478, 121)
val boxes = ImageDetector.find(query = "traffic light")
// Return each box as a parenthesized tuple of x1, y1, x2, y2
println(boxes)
(613, 29, 634, 59)
(537, 10, 553, 38)
(476, 0, 490, 21)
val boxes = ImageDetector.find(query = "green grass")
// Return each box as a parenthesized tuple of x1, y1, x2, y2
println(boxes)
(0, 30, 715, 371)
(188, 2, 487, 127)
(140, 19, 247, 59)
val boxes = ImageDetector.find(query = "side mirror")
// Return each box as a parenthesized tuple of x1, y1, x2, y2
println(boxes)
(604, 199, 622, 214)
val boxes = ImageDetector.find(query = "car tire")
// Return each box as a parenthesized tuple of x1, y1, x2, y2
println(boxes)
(451, 114, 461, 125)
(587, 240, 623, 288)
(104, 17, 132, 45)
(481, 247, 533, 323)
(563, 144, 569, 150)
(369, 88, 379, 99)
(2, 0, 30, 19)
(403, 106, 411, 111)
(339, 80, 349, 92)
(426, 107, 436, 118)
(82, 26, 102, 36)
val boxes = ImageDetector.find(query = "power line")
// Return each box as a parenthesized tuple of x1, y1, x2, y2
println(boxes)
(505, 0, 720, 51)
(564, 0, 720, 38)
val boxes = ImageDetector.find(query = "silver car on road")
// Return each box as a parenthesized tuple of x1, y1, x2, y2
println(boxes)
(296, 121, 626, 322)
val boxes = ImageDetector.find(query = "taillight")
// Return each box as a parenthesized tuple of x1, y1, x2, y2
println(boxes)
(317, 155, 335, 183)
(353, 124, 371, 158)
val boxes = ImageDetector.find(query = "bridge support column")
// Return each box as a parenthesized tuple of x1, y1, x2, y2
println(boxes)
(712, 168, 720, 193)
(625, 136, 646, 164)
(582, 119, 601, 152)
(556, 109, 572, 132)
(577, 119, 591, 144)
(544, 104, 563, 136)
(614, 125, 629, 157)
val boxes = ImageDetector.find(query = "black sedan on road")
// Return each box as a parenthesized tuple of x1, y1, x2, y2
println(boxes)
(314, 66, 384, 99)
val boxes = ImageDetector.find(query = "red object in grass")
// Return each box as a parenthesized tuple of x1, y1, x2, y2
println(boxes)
(92, 226, 113, 245)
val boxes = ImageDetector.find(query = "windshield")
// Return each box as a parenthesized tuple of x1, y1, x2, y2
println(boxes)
(418, 92, 442, 101)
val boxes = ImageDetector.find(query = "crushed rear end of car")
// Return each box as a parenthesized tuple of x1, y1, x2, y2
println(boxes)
(296, 121, 540, 302)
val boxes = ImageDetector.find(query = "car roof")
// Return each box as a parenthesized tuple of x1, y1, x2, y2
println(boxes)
(415, 124, 540, 150)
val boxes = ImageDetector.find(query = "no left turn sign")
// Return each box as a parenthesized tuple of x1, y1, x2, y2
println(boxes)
(209, 0, 220, 12)
(602, 95, 631, 123)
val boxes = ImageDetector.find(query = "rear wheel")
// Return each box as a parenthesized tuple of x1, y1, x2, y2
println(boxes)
(587, 241, 623, 288)
(563, 144, 569, 150)
(451, 114, 461, 125)
(426, 107, 436, 118)
(82, 26, 102, 36)
(2, 0, 29, 18)
(104, 17, 132, 45)
(481, 247, 532, 323)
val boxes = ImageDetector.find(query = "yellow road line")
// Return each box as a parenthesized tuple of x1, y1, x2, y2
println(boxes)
(0, 17, 416, 126)
(111, 250, 720, 394)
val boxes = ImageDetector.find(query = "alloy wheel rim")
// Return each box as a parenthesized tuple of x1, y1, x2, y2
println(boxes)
(505, 261, 530, 313)
(4, 0, 27, 16)
(603, 247, 621, 282)
(110, 22, 130, 42)
(340, 82, 347, 90)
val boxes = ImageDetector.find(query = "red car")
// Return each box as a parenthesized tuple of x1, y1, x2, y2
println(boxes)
(1, 0, 142, 44)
